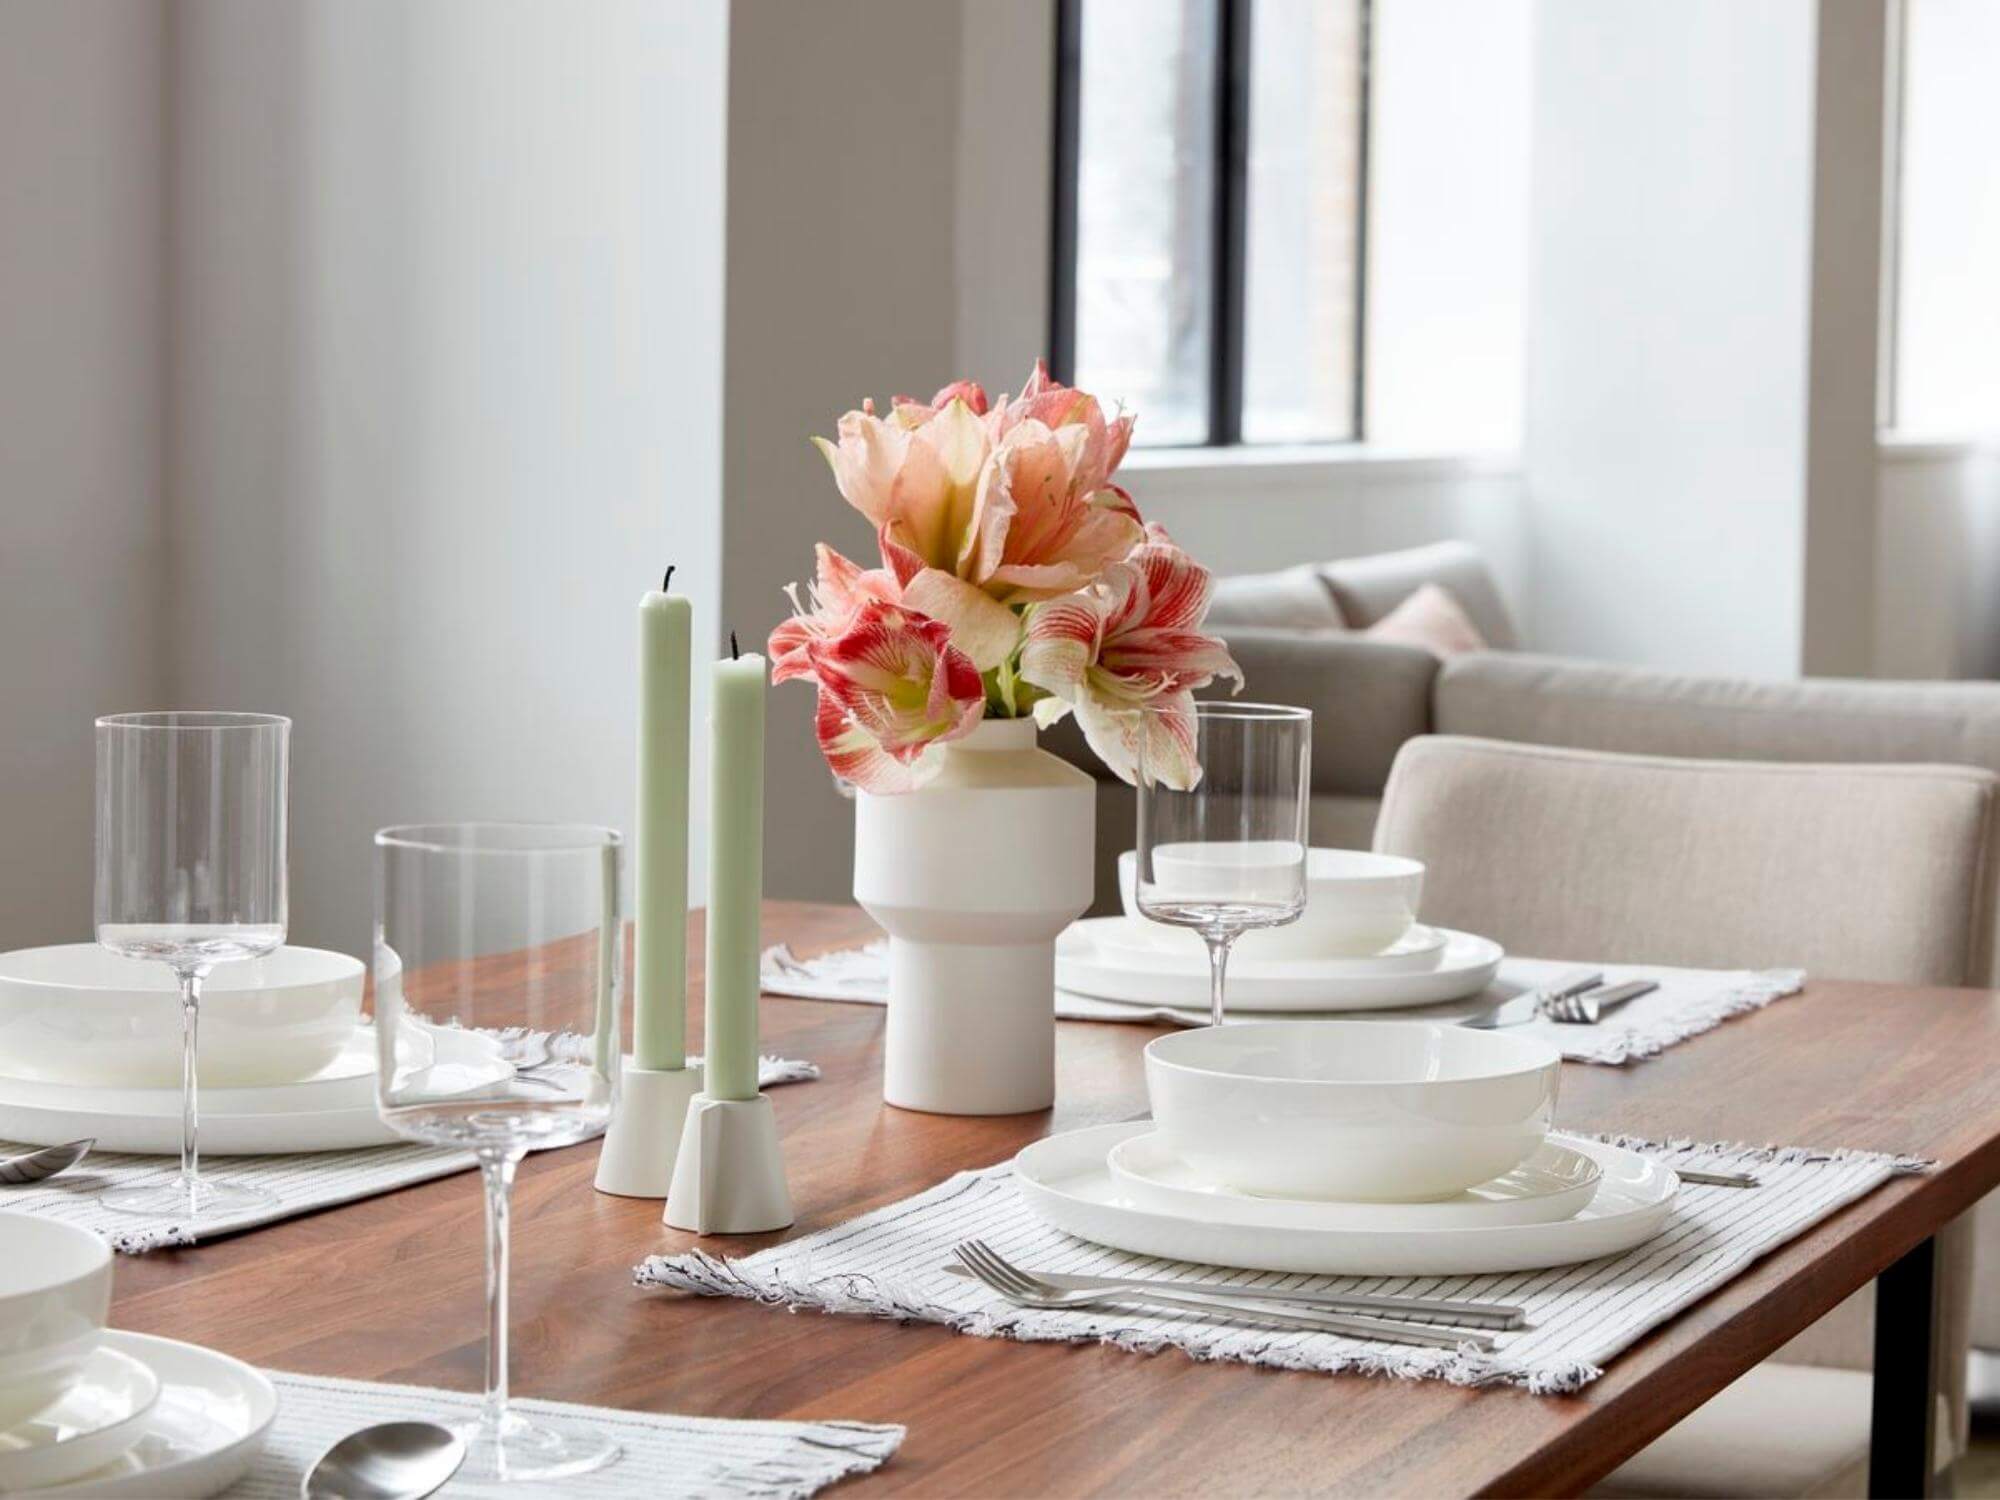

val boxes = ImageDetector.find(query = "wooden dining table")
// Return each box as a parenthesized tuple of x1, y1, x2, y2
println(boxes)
(109, 901, 2000, 1497)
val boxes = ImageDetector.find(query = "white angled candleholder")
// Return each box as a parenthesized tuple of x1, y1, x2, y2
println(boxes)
(594, 1062, 704, 1199)
(662, 1092, 793, 1234)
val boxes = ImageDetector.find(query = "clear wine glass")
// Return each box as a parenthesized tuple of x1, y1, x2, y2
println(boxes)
(1135, 701, 1312, 1027)
(374, 823, 622, 1486)
(94, 710, 290, 1220)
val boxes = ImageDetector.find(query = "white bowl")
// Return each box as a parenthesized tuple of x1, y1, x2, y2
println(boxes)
(1120, 848, 1425, 960)
(0, 1213, 111, 1429)
(0, 945, 364, 1088)
(1143, 1021, 1562, 1202)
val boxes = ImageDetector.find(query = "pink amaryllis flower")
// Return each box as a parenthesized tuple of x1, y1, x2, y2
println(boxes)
(807, 365, 1144, 668)
(990, 358, 1135, 504)
(806, 600, 986, 794)
(1018, 529, 1241, 787)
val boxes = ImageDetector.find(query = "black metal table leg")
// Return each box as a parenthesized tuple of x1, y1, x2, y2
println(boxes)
(1872, 1235, 1940, 1498)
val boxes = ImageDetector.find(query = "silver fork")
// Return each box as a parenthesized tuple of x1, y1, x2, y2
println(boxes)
(942, 1252, 1524, 1327)
(952, 1241, 1497, 1351)
(1546, 979, 1658, 1024)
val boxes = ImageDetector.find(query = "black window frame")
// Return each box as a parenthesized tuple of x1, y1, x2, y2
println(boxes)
(1049, 0, 1373, 448)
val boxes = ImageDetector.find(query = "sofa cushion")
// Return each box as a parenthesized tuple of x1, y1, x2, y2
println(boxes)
(1363, 582, 1487, 656)
(1215, 628, 1439, 797)
(1204, 563, 1346, 630)
(1319, 540, 1519, 649)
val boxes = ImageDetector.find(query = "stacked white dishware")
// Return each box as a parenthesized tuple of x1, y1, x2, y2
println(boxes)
(0, 944, 455, 1155)
(1056, 848, 1507, 1013)
(0, 1213, 277, 1495)
(1013, 1020, 1681, 1276)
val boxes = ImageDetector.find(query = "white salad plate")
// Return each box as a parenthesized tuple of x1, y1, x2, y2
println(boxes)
(37, 1331, 276, 1498)
(1105, 1131, 1603, 1231)
(0, 1028, 508, 1154)
(1092, 919, 1450, 977)
(1015, 1123, 1678, 1276)
(0, 1346, 161, 1492)
(1056, 918, 1504, 1012)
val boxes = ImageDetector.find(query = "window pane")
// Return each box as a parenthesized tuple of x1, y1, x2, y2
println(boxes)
(1242, 0, 1364, 444)
(1895, 0, 2000, 434)
(1073, 0, 1217, 446)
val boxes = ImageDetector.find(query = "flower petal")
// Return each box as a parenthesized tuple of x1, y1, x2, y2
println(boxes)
(1074, 689, 1199, 790)
(1018, 593, 1105, 700)
(901, 568, 1023, 671)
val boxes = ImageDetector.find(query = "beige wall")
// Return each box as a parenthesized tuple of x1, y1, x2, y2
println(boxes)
(720, 1, 969, 902)
(0, 1, 168, 949)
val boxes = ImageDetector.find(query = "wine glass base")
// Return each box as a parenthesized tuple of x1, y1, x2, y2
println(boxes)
(454, 1410, 621, 1484)
(98, 1178, 279, 1221)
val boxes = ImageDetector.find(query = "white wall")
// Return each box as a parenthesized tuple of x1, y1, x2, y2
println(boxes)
(1873, 441, 2000, 680)
(0, 1, 167, 949)
(1365, 0, 1531, 451)
(168, 0, 729, 953)
(1523, 0, 1881, 680)
(1895, 0, 2000, 438)
(1122, 450, 1526, 605)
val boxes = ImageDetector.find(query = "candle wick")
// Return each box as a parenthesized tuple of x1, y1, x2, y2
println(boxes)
(730, 630, 740, 660)
(662, 565, 675, 592)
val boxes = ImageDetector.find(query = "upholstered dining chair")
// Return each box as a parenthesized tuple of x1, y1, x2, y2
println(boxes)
(1374, 735, 2000, 1499)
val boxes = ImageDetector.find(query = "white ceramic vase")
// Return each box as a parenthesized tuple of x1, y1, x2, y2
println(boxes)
(853, 717, 1096, 1114)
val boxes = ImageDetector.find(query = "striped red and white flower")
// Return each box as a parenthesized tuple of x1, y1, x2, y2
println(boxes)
(804, 600, 986, 795)
(767, 543, 904, 685)
(1018, 528, 1241, 788)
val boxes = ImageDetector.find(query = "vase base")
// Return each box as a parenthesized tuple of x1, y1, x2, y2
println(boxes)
(883, 938, 1057, 1115)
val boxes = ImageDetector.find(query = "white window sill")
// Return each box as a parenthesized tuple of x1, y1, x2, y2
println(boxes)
(1121, 443, 1521, 485)
(1878, 429, 2000, 461)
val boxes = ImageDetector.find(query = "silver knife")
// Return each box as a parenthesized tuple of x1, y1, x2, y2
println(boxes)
(1461, 969, 1603, 1029)
(941, 1263, 1525, 1328)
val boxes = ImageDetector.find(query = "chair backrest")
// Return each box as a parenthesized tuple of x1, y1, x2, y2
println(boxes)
(1374, 736, 2000, 986)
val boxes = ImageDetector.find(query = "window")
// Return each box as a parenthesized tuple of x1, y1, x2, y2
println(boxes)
(1051, 0, 1369, 448)
(1885, 0, 2000, 436)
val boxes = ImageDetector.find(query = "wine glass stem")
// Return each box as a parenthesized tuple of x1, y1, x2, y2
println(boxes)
(1201, 931, 1238, 1028)
(480, 1154, 520, 1442)
(175, 967, 203, 1211)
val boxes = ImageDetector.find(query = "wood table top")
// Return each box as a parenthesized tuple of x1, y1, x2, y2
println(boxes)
(108, 901, 2000, 1497)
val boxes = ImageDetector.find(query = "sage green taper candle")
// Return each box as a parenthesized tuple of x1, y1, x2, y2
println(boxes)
(633, 574, 691, 1071)
(703, 638, 766, 1100)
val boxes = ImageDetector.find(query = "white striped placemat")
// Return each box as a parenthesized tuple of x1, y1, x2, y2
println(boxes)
(222, 1370, 903, 1499)
(5, 1053, 817, 1254)
(636, 1135, 1922, 1394)
(762, 941, 1804, 1065)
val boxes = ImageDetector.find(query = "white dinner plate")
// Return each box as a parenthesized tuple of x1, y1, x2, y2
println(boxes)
(0, 1346, 161, 1492)
(1015, 1123, 1677, 1276)
(1105, 1131, 1603, 1232)
(1056, 918, 1504, 1012)
(0, 1029, 505, 1154)
(39, 1331, 276, 1498)
(1094, 920, 1450, 976)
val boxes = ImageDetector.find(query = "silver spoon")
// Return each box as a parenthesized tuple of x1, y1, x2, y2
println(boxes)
(0, 1139, 93, 1186)
(301, 1421, 466, 1500)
